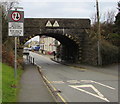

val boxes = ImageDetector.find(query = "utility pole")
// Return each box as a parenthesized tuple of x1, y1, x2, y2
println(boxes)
(96, 0, 102, 66)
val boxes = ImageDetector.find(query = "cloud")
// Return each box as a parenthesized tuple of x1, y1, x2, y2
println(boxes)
(19, 1, 118, 20)
(21, 0, 119, 3)
(20, 2, 94, 18)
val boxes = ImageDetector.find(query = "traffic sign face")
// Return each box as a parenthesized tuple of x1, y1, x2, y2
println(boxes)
(8, 22, 23, 36)
(11, 11, 21, 22)
(8, 10, 24, 22)
(8, 10, 24, 36)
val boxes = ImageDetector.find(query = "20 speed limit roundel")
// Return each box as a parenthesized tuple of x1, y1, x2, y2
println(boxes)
(11, 11, 21, 22)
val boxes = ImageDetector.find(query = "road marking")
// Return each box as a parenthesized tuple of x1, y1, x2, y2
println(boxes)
(69, 84, 110, 102)
(57, 93, 67, 103)
(91, 80, 116, 90)
(43, 76, 67, 103)
(81, 80, 115, 90)
(70, 66, 87, 71)
(50, 80, 116, 90)
(51, 81, 65, 84)
(67, 80, 80, 84)
(43, 76, 51, 83)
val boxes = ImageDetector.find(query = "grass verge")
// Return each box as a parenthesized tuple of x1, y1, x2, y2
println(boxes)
(2, 63, 23, 102)
(0, 62, 2, 103)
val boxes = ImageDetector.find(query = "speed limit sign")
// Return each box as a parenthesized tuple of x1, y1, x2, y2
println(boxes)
(11, 11, 21, 22)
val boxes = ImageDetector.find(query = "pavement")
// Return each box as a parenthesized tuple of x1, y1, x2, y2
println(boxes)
(18, 57, 55, 102)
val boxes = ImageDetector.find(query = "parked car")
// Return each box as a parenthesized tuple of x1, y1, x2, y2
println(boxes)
(23, 47, 29, 55)
(27, 47, 32, 51)
(31, 45, 40, 51)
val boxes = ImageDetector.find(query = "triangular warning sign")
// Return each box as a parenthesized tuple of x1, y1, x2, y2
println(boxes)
(46, 20, 52, 27)
(69, 84, 109, 102)
(53, 21, 59, 27)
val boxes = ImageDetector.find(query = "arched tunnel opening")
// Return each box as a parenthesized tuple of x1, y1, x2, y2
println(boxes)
(22, 33, 79, 63)
(38, 33, 79, 63)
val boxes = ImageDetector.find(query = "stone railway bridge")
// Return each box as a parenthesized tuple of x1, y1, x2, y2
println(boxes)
(19, 18, 94, 64)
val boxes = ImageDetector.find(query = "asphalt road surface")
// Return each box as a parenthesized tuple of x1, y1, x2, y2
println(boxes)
(30, 52, 118, 102)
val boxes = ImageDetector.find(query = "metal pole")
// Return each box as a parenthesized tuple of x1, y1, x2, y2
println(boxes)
(63, 28, 64, 35)
(31, 57, 32, 63)
(14, 8, 18, 79)
(29, 56, 30, 62)
(33, 58, 34, 65)
(14, 37, 17, 78)
(39, 35, 41, 47)
(96, 0, 102, 66)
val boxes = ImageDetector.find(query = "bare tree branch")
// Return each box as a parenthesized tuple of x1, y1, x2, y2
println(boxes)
(0, 0, 19, 17)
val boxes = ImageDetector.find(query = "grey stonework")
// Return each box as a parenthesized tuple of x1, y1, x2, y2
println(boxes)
(19, 18, 97, 65)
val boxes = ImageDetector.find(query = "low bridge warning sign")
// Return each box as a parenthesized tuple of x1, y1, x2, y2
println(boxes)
(11, 11, 21, 22)
(8, 10, 24, 36)
(9, 22, 23, 36)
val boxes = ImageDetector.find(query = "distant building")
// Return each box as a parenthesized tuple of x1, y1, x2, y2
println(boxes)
(40, 36, 60, 54)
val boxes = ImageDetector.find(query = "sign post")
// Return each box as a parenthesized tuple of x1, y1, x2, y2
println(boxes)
(8, 10, 24, 37)
(14, 37, 17, 78)
(8, 8, 24, 79)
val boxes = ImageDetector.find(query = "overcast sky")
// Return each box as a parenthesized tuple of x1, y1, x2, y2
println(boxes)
(18, 0, 119, 42)
(19, 0, 119, 19)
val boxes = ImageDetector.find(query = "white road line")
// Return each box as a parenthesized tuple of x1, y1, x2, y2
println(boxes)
(49, 80, 116, 90)
(51, 81, 65, 84)
(91, 80, 116, 90)
(81, 80, 115, 90)
(69, 84, 110, 102)
(66, 80, 80, 84)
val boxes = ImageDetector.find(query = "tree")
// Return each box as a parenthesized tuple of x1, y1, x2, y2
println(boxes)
(1, 0, 19, 44)
(109, 1, 120, 47)
(1, 0, 19, 16)
(1, 0, 20, 66)
(89, 3, 119, 65)
(91, 9, 116, 39)
(2, 5, 8, 43)
(115, 1, 120, 34)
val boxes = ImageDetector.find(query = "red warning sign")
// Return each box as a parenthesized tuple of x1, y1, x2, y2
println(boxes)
(8, 10, 24, 36)
(11, 11, 21, 22)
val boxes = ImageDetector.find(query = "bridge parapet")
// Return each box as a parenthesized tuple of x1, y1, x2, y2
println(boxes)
(25, 18, 90, 29)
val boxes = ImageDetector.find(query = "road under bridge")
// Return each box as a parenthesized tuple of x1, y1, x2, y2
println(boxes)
(19, 18, 97, 64)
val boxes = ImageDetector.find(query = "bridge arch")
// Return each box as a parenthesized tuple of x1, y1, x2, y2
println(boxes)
(22, 31, 80, 62)
(19, 18, 90, 63)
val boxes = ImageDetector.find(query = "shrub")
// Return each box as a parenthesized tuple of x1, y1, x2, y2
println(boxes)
(101, 39, 118, 65)
(2, 45, 14, 67)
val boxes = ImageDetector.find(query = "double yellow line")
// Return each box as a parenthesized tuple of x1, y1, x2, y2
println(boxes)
(43, 76, 67, 103)
(70, 66, 87, 71)
(37, 65, 67, 104)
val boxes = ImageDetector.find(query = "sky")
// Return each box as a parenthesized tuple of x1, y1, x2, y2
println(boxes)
(17, 0, 119, 42)
(19, 0, 119, 19)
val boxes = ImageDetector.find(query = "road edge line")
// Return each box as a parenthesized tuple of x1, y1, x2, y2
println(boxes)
(43, 76, 67, 103)
(34, 63, 58, 102)
(35, 63, 67, 104)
